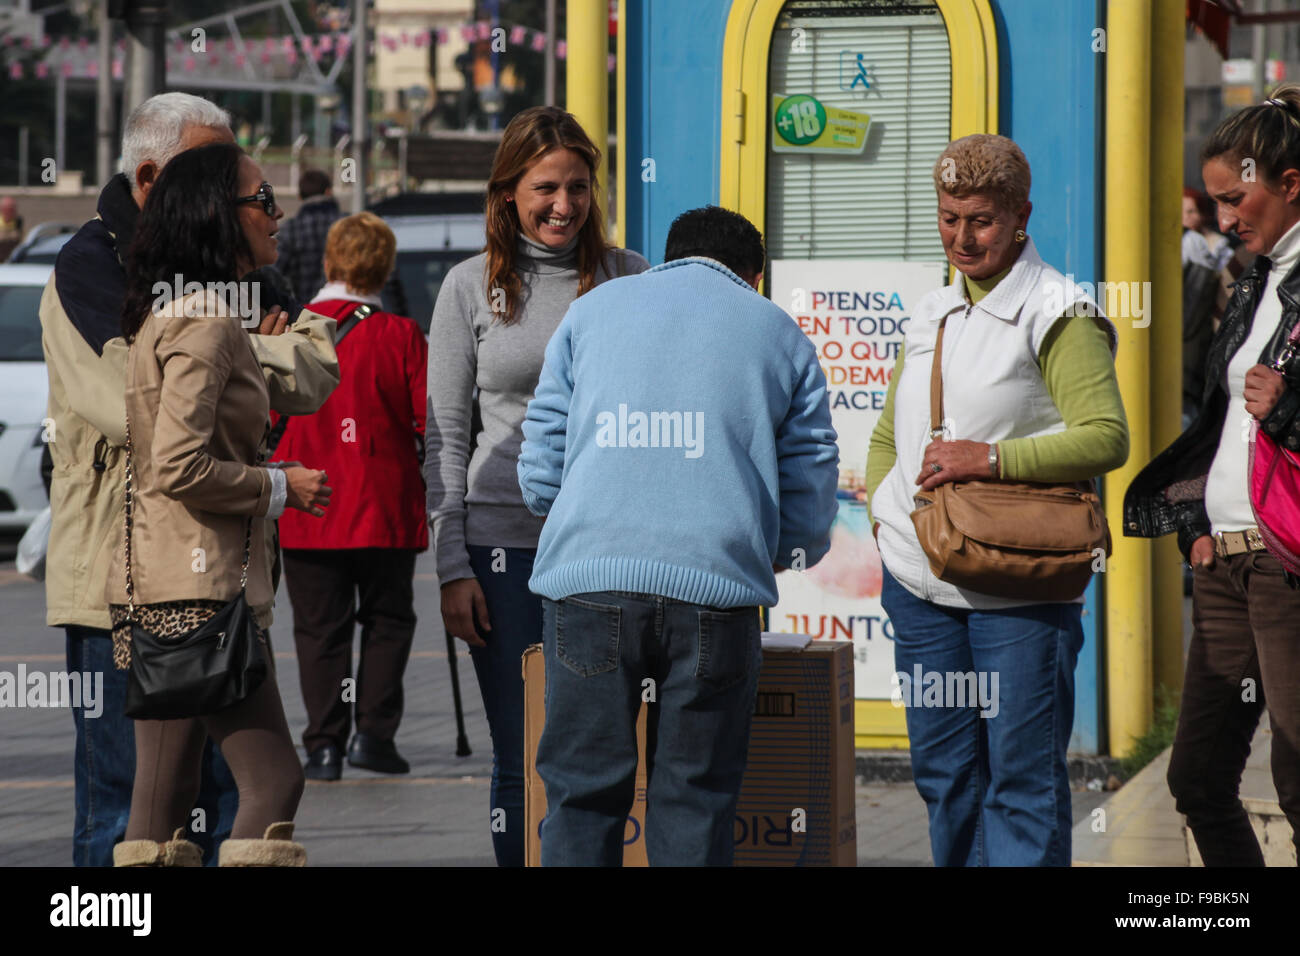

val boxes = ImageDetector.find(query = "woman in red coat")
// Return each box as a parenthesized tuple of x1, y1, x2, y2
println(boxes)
(272, 211, 428, 780)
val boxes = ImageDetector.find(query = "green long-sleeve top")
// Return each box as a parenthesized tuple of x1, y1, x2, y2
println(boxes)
(865, 268, 1130, 524)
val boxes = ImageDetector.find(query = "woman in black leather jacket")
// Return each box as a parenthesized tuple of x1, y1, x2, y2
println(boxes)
(1124, 85, 1300, 867)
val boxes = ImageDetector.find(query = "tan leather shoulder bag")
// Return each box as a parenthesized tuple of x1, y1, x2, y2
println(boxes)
(909, 313, 1111, 602)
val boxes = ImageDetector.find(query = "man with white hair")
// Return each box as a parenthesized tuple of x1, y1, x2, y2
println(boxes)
(39, 92, 340, 866)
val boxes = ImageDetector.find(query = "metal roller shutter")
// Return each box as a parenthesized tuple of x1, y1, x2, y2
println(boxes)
(766, 1, 951, 261)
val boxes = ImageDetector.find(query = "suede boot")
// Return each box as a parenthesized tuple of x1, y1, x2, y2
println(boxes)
(113, 828, 203, 867)
(217, 822, 307, 867)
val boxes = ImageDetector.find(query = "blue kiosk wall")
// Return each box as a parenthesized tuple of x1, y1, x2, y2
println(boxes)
(621, 0, 1105, 753)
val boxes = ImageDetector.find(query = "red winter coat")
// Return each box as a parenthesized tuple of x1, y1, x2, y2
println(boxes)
(272, 299, 429, 550)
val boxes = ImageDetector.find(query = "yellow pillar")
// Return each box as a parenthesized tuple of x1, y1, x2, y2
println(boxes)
(616, 0, 627, 248)
(566, 0, 610, 230)
(1105, 0, 1154, 758)
(1149, 0, 1186, 708)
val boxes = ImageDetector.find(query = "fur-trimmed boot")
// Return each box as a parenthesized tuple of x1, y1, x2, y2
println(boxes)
(113, 828, 203, 867)
(217, 822, 307, 867)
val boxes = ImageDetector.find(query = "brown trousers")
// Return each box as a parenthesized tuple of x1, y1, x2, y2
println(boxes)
(1167, 550, 1300, 866)
(126, 645, 305, 842)
(281, 548, 417, 754)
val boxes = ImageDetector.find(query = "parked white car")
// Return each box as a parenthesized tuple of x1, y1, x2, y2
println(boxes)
(0, 263, 54, 534)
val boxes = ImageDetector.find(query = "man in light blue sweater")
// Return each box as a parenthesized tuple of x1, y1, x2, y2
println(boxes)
(518, 206, 839, 866)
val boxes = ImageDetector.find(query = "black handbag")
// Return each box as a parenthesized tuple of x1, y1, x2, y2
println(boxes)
(121, 421, 267, 719)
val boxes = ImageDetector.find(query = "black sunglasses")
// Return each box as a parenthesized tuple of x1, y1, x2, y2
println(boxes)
(234, 182, 277, 217)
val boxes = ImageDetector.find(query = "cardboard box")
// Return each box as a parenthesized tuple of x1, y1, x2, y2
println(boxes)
(523, 636, 856, 866)
(522, 645, 649, 866)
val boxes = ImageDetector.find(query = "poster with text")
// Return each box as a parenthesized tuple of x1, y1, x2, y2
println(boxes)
(769, 259, 945, 700)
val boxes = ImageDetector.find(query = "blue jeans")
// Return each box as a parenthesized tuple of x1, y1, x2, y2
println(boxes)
(537, 591, 762, 867)
(66, 627, 238, 866)
(466, 545, 543, 868)
(879, 568, 1083, 867)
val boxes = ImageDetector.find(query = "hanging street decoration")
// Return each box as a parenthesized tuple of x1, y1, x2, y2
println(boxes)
(0, 19, 612, 84)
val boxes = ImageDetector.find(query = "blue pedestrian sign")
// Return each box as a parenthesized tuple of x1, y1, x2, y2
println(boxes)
(840, 51, 871, 92)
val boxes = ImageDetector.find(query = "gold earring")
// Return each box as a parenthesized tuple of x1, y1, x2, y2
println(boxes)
(1015, 229, 1027, 243)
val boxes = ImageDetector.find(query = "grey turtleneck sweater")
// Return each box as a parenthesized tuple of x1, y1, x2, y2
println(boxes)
(425, 234, 650, 583)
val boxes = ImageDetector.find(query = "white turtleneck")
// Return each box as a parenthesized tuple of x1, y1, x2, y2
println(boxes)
(1206, 216, 1300, 533)
(310, 280, 383, 307)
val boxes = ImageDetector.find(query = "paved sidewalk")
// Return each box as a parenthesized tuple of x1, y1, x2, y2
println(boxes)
(0, 556, 507, 867)
(1072, 720, 1291, 867)
(2, 551, 1112, 867)
(1, 554, 934, 866)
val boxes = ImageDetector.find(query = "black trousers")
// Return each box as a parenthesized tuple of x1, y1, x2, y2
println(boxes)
(282, 548, 418, 754)
(1167, 550, 1300, 866)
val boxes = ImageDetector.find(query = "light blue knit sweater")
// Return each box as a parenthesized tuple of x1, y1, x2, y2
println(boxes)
(518, 257, 839, 608)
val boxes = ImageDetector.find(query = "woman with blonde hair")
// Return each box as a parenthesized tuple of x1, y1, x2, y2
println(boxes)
(867, 133, 1129, 866)
(274, 211, 429, 782)
(425, 106, 648, 866)
(1127, 84, 1300, 866)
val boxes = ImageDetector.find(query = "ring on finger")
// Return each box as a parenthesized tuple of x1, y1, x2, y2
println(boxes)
(930, 462, 942, 473)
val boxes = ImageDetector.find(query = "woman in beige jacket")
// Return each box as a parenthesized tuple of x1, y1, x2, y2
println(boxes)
(107, 142, 331, 867)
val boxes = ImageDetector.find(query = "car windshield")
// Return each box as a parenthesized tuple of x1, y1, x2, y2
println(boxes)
(386, 251, 473, 334)
(0, 284, 46, 361)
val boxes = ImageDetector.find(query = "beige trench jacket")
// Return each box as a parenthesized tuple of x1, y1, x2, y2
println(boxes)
(41, 278, 339, 629)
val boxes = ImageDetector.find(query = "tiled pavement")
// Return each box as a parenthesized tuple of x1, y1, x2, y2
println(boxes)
(1073, 718, 1287, 867)
(1, 555, 504, 867)
(1, 550, 1129, 867)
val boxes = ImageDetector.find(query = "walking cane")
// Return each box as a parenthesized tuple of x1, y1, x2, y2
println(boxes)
(446, 630, 472, 756)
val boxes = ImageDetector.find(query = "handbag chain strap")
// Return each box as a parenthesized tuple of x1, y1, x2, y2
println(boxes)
(123, 419, 254, 622)
(1269, 316, 1300, 373)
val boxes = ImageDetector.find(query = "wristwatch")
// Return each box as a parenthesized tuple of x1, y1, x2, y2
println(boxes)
(988, 443, 999, 478)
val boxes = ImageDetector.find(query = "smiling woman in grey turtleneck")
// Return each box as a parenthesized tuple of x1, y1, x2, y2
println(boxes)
(424, 107, 647, 867)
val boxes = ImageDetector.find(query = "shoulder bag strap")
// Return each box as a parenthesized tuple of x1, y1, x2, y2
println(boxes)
(123, 420, 253, 620)
(334, 301, 373, 345)
(123, 420, 136, 621)
(928, 314, 948, 440)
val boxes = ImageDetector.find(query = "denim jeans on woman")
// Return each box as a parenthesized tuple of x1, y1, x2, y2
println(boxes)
(66, 627, 238, 866)
(880, 567, 1083, 866)
(536, 591, 762, 867)
(465, 545, 543, 868)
